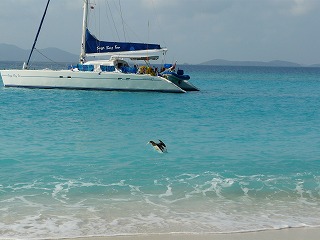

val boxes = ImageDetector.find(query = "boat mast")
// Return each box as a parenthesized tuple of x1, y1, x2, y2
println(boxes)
(80, 0, 89, 64)
(23, 0, 51, 69)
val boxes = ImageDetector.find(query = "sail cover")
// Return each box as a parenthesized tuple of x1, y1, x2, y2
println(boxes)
(85, 29, 162, 55)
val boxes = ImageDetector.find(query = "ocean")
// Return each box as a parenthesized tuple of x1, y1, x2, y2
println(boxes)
(1, 62, 320, 239)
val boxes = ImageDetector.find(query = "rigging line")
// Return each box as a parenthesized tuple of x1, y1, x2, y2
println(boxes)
(96, 0, 101, 52)
(118, 0, 127, 41)
(25, 0, 51, 69)
(89, 0, 102, 53)
(98, 0, 101, 39)
(33, 48, 59, 65)
(121, 19, 143, 43)
(107, 0, 134, 42)
(106, 0, 120, 41)
(149, 0, 167, 64)
(150, 0, 167, 47)
(91, 0, 99, 38)
(106, 2, 150, 43)
(147, 20, 150, 54)
(103, 0, 116, 41)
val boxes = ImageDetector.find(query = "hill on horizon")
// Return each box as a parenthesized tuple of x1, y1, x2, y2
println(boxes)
(1, 43, 320, 67)
(0, 43, 79, 63)
(200, 59, 320, 67)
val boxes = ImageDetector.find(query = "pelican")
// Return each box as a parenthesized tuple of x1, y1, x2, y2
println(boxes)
(148, 140, 167, 153)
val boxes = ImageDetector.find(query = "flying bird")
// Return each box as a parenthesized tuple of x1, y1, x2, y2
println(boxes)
(148, 140, 167, 153)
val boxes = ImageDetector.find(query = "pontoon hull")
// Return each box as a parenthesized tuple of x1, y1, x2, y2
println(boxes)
(1, 70, 186, 93)
(163, 72, 199, 91)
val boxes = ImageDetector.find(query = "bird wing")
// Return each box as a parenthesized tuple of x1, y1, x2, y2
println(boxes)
(158, 140, 166, 147)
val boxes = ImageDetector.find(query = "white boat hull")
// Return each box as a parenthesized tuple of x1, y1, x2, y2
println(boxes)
(1, 69, 186, 93)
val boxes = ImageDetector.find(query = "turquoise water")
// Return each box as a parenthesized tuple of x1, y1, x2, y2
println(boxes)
(1, 62, 320, 239)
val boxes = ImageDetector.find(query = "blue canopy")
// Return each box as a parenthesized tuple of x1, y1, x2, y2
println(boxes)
(85, 29, 162, 54)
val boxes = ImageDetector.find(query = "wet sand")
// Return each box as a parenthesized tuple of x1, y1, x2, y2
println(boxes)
(60, 227, 320, 240)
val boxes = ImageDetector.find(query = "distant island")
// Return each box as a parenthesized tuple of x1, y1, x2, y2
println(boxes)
(1, 43, 319, 67)
(200, 59, 320, 67)
(0, 43, 79, 63)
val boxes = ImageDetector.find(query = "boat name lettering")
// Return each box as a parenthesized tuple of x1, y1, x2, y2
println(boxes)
(97, 45, 121, 51)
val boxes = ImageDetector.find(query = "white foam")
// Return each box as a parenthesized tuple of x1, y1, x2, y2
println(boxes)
(1, 197, 320, 239)
(159, 185, 173, 198)
(2, 173, 320, 239)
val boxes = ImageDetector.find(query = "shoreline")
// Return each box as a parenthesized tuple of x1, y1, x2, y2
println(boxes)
(58, 227, 320, 240)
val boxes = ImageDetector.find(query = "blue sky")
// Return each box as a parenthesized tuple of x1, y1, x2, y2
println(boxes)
(1, 0, 320, 64)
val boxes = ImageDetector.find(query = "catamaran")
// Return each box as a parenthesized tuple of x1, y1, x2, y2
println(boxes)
(0, 0, 199, 93)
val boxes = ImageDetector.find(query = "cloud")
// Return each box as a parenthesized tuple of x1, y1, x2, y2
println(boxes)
(1, 0, 320, 64)
(140, 0, 235, 17)
(271, 0, 319, 16)
(290, 0, 315, 16)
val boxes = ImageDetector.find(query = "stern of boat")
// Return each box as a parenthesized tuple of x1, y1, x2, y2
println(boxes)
(162, 71, 199, 91)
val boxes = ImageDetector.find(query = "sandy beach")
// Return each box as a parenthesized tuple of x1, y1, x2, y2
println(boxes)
(61, 227, 320, 240)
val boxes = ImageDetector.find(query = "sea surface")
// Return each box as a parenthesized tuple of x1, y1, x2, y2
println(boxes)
(1, 62, 320, 239)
